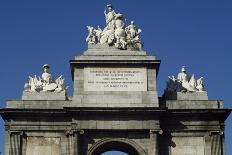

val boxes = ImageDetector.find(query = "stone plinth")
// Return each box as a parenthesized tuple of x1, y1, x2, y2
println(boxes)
(165, 100, 223, 109)
(22, 91, 67, 100)
(85, 44, 147, 56)
(164, 92, 208, 100)
(6, 100, 71, 109)
(70, 46, 160, 107)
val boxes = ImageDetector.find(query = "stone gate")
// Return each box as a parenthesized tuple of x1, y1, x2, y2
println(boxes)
(0, 4, 231, 155)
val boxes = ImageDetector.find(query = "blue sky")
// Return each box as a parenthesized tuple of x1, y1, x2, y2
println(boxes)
(0, 0, 231, 154)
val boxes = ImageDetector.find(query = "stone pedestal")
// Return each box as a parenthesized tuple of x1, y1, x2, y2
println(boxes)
(164, 91, 208, 100)
(70, 45, 160, 107)
(22, 91, 67, 100)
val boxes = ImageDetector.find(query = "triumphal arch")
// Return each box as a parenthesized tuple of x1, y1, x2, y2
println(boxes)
(1, 5, 231, 155)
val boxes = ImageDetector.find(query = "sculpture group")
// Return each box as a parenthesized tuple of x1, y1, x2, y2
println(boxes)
(165, 66, 205, 93)
(24, 64, 67, 93)
(86, 4, 142, 50)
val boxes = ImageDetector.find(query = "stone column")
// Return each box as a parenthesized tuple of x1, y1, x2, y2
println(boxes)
(149, 130, 159, 155)
(204, 132, 211, 155)
(9, 131, 23, 155)
(73, 130, 80, 155)
(21, 133, 27, 155)
(66, 130, 74, 155)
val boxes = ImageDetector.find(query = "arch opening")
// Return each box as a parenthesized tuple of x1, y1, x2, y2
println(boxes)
(101, 151, 128, 155)
(88, 138, 145, 155)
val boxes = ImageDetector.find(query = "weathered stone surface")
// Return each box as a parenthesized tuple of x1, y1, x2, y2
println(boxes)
(84, 67, 147, 91)
(6, 100, 71, 109)
(75, 45, 156, 60)
(22, 91, 67, 100)
(85, 44, 147, 56)
(71, 47, 160, 107)
(164, 91, 208, 100)
(165, 100, 223, 109)
(2, 44, 230, 155)
(26, 137, 61, 155)
(72, 93, 158, 107)
(171, 137, 204, 155)
(82, 131, 152, 155)
(1, 5, 231, 155)
(1, 106, 230, 155)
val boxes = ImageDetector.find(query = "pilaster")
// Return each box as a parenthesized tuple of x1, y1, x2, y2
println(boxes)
(65, 129, 84, 155)
(9, 131, 23, 155)
(149, 130, 160, 155)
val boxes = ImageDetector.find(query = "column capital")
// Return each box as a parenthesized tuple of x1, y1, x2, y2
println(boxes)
(210, 130, 224, 136)
(65, 129, 84, 136)
(9, 130, 24, 136)
(150, 129, 163, 135)
(71, 122, 79, 130)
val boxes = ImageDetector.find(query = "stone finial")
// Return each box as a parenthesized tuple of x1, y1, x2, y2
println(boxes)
(24, 64, 68, 93)
(86, 5, 143, 50)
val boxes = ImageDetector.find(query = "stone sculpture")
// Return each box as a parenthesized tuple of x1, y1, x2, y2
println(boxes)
(165, 66, 205, 93)
(104, 4, 116, 30)
(86, 26, 103, 44)
(86, 26, 97, 44)
(125, 21, 142, 50)
(24, 64, 67, 93)
(86, 4, 143, 50)
(114, 13, 127, 49)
